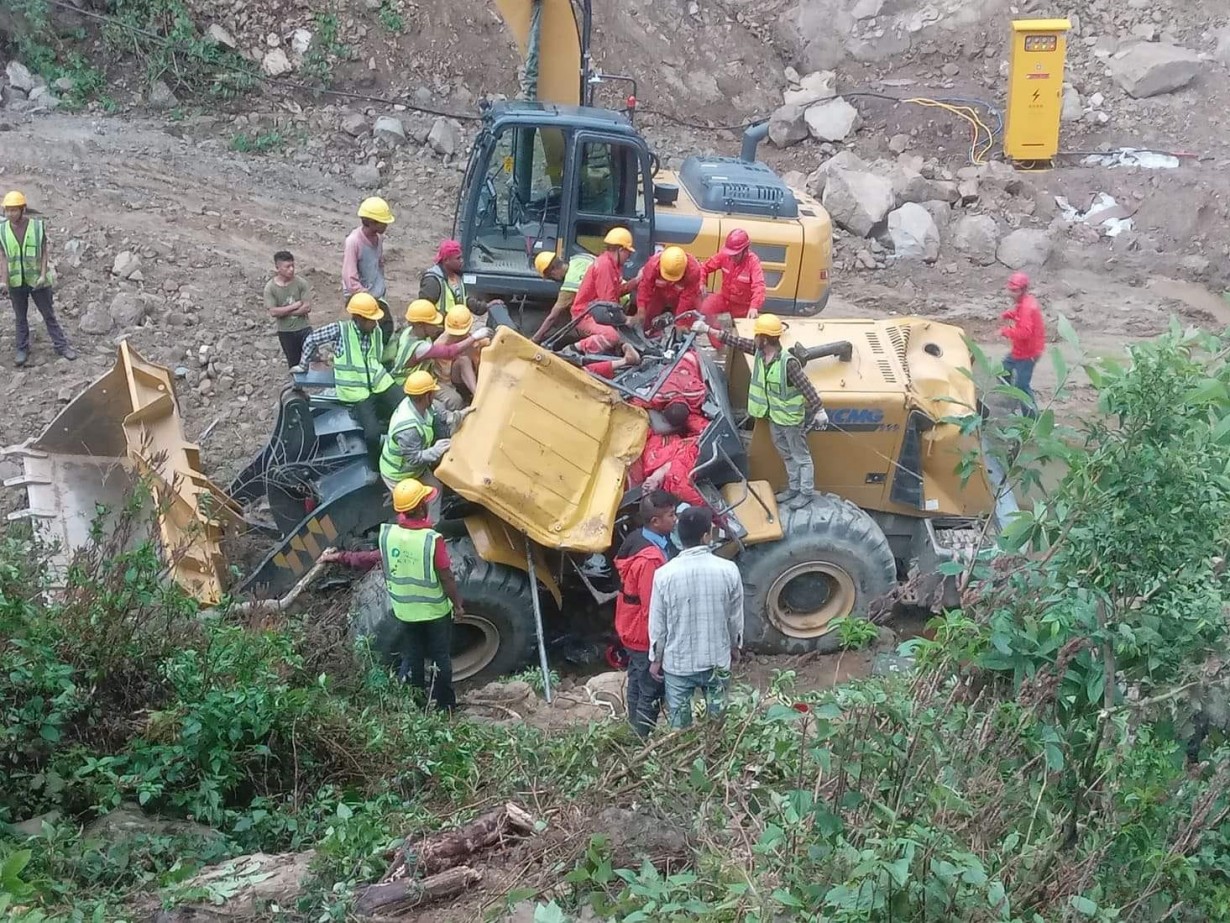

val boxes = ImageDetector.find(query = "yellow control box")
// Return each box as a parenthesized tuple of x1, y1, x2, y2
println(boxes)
(1003, 19, 1071, 163)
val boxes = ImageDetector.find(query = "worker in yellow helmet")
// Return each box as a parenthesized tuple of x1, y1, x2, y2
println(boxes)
(380, 369, 474, 517)
(1, 190, 74, 367)
(530, 249, 595, 343)
(569, 226, 640, 353)
(389, 298, 490, 390)
(636, 246, 703, 331)
(691, 313, 829, 509)
(343, 197, 396, 348)
(433, 305, 489, 407)
(321, 476, 463, 710)
(294, 292, 400, 466)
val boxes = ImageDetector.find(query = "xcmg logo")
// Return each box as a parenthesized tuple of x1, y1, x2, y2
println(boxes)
(828, 408, 885, 426)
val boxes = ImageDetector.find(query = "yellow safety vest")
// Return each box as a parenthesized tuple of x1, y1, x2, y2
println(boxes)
(379, 523, 452, 622)
(380, 400, 436, 482)
(334, 321, 394, 403)
(426, 265, 466, 313)
(391, 328, 432, 386)
(1, 219, 50, 289)
(747, 352, 806, 426)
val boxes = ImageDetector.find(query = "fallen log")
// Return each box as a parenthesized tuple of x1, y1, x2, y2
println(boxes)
(382, 801, 537, 881)
(354, 866, 481, 916)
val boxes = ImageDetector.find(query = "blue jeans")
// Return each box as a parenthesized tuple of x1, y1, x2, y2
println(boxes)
(1001, 356, 1037, 418)
(663, 667, 730, 728)
(625, 650, 664, 738)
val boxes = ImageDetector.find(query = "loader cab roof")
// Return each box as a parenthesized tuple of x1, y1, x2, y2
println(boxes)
(481, 99, 641, 137)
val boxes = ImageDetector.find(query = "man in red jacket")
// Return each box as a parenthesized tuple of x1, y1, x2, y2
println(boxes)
(571, 227, 638, 353)
(700, 229, 765, 326)
(636, 246, 704, 330)
(1000, 272, 1046, 418)
(614, 490, 679, 738)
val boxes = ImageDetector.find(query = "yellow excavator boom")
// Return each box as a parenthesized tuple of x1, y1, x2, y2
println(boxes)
(493, 0, 583, 106)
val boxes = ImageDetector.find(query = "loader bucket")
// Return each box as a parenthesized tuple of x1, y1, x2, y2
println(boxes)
(2, 341, 236, 603)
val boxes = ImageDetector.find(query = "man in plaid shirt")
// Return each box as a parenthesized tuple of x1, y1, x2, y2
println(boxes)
(648, 506, 744, 728)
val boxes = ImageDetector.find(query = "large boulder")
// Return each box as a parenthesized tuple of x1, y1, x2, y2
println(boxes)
(768, 103, 809, 148)
(783, 70, 837, 108)
(373, 115, 407, 147)
(805, 150, 868, 198)
(5, 62, 36, 94)
(84, 804, 223, 850)
(109, 292, 151, 328)
(888, 162, 959, 206)
(1061, 84, 1083, 123)
(79, 303, 114, 335)
(996, 228, 1053, 270)
(949, 214, 1000, 266)
(150, 851, 314, 922)
(1108, 42, 1203, 98)
(822, 168, 894, 237)
(427, 117, 462, 156)
(804, 97, 861, 143)
(887, 203, 940, 262)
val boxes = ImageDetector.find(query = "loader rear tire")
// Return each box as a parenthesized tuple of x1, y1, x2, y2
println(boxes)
(350, 538, 538, 684)
(737, 496, 896, 656)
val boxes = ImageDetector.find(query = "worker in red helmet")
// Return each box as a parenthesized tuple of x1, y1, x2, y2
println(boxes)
(635, 246, 704, 330)
(699, 228, 765, 328)
(1000, 272, 1046, 418)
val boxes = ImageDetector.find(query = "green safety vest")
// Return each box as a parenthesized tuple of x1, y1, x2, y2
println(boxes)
(562, 253, 594, 294)
(390, 327, 432, 385)
(379, 523, 452, 622)
(1, 219, 50, 290)
(747, 352, 806, 426)
(334, 321, 394, 403)
(426, 264, 465, 313)
(380, 400, 436, 482)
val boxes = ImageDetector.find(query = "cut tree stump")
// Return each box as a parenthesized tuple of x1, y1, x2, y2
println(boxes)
(354, 866, 482, 916)
(382, 801, 537, 881)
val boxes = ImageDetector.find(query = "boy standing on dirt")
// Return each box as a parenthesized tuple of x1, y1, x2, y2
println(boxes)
(648, 506, 743, 729)
(264, 251, 312, 368)
(614, 490, 680, 738)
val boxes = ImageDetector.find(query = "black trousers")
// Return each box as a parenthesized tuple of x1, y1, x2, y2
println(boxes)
(397, 616, 455, 709)
(348, 387, 402, 467)
(277, 327, 312, 368)
(10, 286, 69, 352)
(625, 649, 664, 738)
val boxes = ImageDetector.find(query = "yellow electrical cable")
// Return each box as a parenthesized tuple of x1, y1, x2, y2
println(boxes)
(904, 98, 996, 165)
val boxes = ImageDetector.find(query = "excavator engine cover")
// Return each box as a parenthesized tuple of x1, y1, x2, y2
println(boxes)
(678, 155, 800, 219)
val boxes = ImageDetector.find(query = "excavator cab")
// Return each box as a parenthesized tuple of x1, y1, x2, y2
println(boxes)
(455, 103, 655, 304)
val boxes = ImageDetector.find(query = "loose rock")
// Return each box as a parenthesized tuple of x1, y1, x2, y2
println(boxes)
(427, 117, 463, 156)
(205, 24, 237, 49)
(351, 163, 382, 188)
(804, 97, 861, 143)
(996, 228, 1053, 270)
(148, 80, 178, 110)
(768, 104, 809, 148)
(822, 168, 895, 237)
(111, 251, 142, 279)
(1107, 42, 1203, 98)
(340, 111, 367, 137)
(1061, 84, 1083, 122)
(262, 48, 293, 78)
(79, 303, 114, 335)
(784, 70, 837, 108)
(5, 62, 35, 94)
(949, 214, 1000, 266)
(887, 203, 941, 262)
(373, 115, 407, 147)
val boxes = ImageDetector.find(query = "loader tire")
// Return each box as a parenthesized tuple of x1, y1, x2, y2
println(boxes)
(350, 539, 538, 684)
(737, 496, 896, 656)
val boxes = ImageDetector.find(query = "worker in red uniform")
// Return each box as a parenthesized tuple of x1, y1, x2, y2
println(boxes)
(700, 229, 765, 326)
(1000, 271, 1046, 418)
(639, 402, 708, 509)
(636, 246, 703, 330)
(571, 227, 637, 352)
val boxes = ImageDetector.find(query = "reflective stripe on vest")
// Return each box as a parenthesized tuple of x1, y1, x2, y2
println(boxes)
(427, 264, 465, 312)
(391, 328, 432, 385)
(334, 321, 393, 403)
(380, 400, 436, 482)
(379, 523, 452, 622)
(747, 352, 806, 426)
(1, 219, 44, 289)
(562, 253, 595, 294)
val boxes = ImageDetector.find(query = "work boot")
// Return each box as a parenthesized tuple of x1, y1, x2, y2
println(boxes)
(787, 492, 815, 510)
(57, 346, 77, 361)
(15, 349, 28, 368)
(775, 488, 798, 504)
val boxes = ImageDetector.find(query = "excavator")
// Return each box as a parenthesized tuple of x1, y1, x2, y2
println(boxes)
(454, 0, 834, 316)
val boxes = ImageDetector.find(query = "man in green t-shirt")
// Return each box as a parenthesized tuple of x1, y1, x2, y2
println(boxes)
(264, 250, 313, 368)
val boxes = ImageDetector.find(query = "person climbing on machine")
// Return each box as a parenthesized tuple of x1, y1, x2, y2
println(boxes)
(700, 228, 765, 327)
(321, 477, 462, 712)
(635, 246, 704, 331)
(433, 305, 489, 406)
(380, 370, 473, 518)
(389, 298, 490, 389)
(568, 227, 638, 353)
(999, 271, 1045, 419)
(691, 313, 828, 509)
(530, 249, 595, 343)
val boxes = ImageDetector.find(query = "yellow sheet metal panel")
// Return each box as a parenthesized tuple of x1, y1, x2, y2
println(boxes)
(438, 328, 648, 553)
(720, 480, 783, 546)
(463, 511, 562, 606)
(1004, 18, 1071, 162)
(493, 0, 582, 106)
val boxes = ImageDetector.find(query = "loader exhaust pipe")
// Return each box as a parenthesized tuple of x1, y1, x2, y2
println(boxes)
(740, 121, 770, 163)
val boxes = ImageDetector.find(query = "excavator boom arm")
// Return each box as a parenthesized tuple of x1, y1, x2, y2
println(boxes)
(493, 0, 585, 106)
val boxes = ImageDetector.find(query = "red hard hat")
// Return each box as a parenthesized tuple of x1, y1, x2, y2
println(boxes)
(1006, 272, 1030, 292)
(724, 228, 751, 253)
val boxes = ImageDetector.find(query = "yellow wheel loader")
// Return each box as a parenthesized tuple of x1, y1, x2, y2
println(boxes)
(454, 0, 833, 317)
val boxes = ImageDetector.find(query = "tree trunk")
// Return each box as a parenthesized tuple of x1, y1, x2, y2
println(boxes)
(382, 801, 536, 881)
(354, 866, 482, 916)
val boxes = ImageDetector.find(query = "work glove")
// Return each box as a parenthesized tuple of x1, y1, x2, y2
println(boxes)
(690, 318, 710, 335)
(423, 439, 452, 464)
(455, 406, 477, 423)
(747, 309, 760, 319)
(807, 409, 830, 432)
(470, 326, 492, 342)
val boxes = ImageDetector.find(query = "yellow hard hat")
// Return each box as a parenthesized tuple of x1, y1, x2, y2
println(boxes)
(357, 196, 395, 225)
(534, 251, 558, 277)
(346, 292, 385, 320)
(753, 313, 786, 338)
(405, 298, 443, 325)
(403, 370, 439, 396)
(444, 305, 473, 335)
(603, 227, 634, 251)
(2, 191, 27, 209)
(392, 477, 437, 513)
(659, 246, 688, 282)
